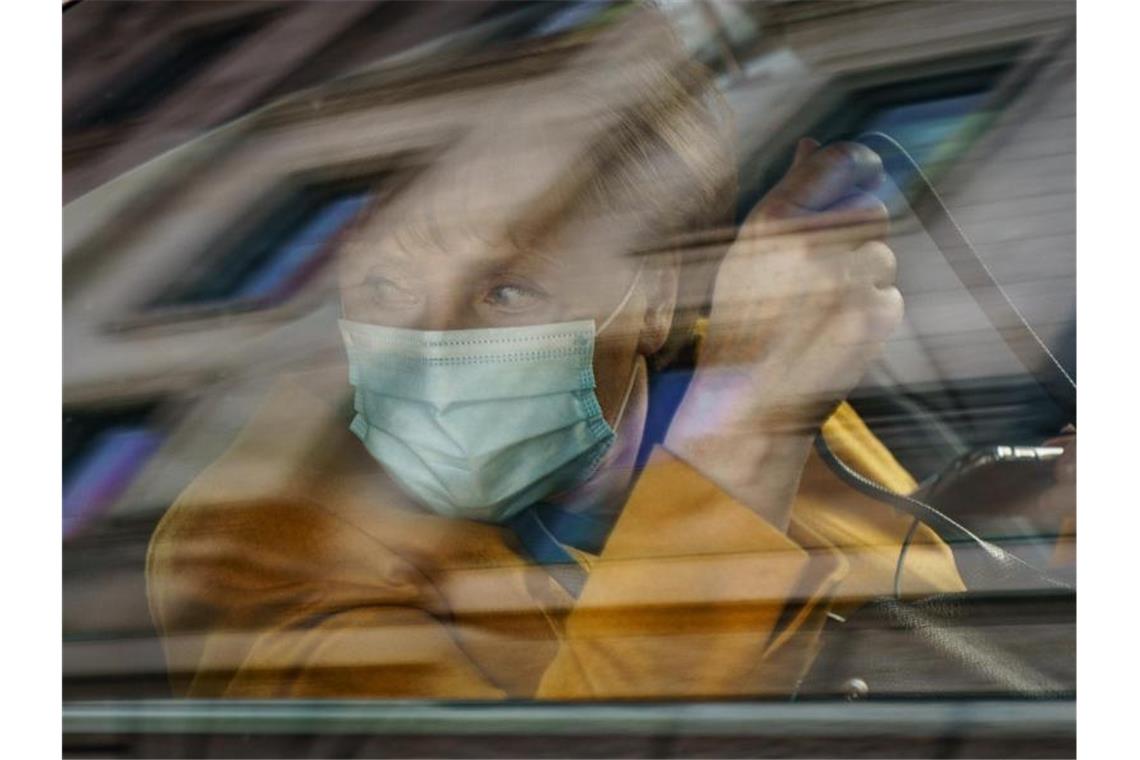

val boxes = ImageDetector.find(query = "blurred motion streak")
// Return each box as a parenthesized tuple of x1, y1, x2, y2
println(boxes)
(62, 1, 1075, 756)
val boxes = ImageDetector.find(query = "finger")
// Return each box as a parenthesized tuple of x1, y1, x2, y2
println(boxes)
(762, 296, 894, 412)
(869, 284, 905, 340)
(771, 141, 885, 214)
(813, 190, 890, 243)
(850, 240, 898, 290)
(721, 234, 892, 307)
(830, 285, 904, 347)
(740, 208, 890, 254)
(748, 275, 899, 356)
(828, 190, 890, 220)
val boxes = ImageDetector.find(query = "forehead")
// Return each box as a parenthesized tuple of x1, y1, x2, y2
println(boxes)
(343, 115, 645, 276)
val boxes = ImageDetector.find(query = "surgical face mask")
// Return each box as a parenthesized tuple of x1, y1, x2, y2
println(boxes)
(339, 268, 642, 523)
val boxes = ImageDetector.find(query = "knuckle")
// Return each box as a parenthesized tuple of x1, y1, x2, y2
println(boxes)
(758, 196, 797, 221)
(817, 143, 857, 173)
(821, 141, 885, 188)
(826, 141, 878, 167)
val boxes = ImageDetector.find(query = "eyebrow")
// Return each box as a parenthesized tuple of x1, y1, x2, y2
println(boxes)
(387, 191, 572, 272)
(487, 245, 564, 279)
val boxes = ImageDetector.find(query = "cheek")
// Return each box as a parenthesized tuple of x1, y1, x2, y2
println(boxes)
(338, 284, 375, 323)
(337, 263, 371, 318)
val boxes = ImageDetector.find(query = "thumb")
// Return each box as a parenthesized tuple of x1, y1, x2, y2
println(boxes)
(791, 137, 821, 168)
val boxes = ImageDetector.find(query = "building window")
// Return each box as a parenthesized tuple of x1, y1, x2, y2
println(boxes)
(140, 179, 378, 321)
(738, 53, 1020, 220)
(63, 403, 165, 540)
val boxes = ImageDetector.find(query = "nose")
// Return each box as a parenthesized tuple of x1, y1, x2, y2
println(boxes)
(417, 273, 473, 332)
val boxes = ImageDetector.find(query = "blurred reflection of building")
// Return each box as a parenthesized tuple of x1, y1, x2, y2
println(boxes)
(63, 0, 534, 202)
(62, 0, 1075, 697)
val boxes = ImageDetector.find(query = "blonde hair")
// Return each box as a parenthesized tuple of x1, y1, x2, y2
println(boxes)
(510, 8, 738, 251)
(562, 9, 737, 367)
(358, 7, 737, 366)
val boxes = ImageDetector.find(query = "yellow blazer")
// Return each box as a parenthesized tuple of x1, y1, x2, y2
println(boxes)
(146, 368, 964, 699)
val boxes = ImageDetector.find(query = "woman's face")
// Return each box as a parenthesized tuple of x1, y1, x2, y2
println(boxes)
(338, 139, 677, 427)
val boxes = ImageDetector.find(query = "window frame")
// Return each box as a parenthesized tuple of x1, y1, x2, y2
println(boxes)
(102, 149, 431, 335)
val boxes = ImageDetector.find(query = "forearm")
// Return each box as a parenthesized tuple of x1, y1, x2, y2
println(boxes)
(663, 374, 816, 533)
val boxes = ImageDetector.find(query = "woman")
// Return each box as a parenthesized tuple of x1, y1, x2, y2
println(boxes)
(146, 11, 966, 699)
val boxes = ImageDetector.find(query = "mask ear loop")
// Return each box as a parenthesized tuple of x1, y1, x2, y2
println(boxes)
(596, 261, 645, 336)
(596, 261, 647, 436)
(608, 350, 642, 434)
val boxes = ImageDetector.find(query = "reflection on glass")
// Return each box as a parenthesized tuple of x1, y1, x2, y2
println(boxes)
(63, 406, 163, 539)
(61, 2, 1076, 755)
(861, 91, 991, 165)
(148, 187, 374, 312)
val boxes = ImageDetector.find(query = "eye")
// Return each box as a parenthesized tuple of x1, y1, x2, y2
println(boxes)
(367, 275, 420, 308)
(483, 282, 547, 312)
